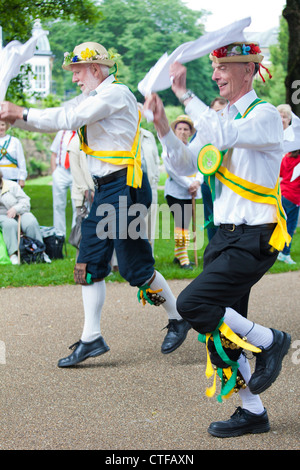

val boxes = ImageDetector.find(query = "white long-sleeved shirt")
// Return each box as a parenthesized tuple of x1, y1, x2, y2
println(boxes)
(161, 89, 284, 226)
(15, 75, 139, 178)
(51, 129, 76, 169)
(0, 134, 27, 181)
(162, 151, 202, 200)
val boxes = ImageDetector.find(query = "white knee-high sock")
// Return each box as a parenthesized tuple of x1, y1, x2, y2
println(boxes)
(224, 307, 273, 349)
(81, 280, 106, 342)
(148, 271, 182, 321)
(238, 353, 265, 415)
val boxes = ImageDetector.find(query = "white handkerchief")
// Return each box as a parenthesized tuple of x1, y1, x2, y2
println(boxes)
(290, 162, 300, 182)
(138, 17, 251, 97)
(0, 32, 47, 101)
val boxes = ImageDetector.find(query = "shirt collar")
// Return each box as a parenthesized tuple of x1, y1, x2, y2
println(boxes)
(92, 74, 115, 95)
(229, 89, 258, 118)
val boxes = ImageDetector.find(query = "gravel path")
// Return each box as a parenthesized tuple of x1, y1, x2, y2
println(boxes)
(1, 272, 299, 451)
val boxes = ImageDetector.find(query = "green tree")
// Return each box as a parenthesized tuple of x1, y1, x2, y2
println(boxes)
(283, 0, 300, 115)
(47, 0, 218, 105)
(0, 0, 101, 44)
(254, 16, 288, 106)
(0, 0, 102, 102)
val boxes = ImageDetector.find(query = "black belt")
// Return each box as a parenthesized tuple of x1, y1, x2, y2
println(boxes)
(220, 223, 276, 232)
(92, 168, 127, 189)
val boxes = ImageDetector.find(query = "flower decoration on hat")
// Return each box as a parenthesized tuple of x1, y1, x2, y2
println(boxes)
(63, 51, 77, 65)
(212, 46, 228, 58)
(63, 48, 114, 66)
(62, 42, 116, 71)
(107, 48, 121, 62)
(242, 44, 251, 55)
(80, 47, 97, 61)
(212, 43, 262, 59)
(210, 42, 272, 83)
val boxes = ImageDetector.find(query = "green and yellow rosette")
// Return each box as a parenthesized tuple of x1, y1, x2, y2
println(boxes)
(197, 144, 223, 176)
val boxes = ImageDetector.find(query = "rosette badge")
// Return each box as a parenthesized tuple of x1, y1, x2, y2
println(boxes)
(62, 42, 116, 70)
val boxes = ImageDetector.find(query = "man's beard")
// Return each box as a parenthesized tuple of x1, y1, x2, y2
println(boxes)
(81, 68, 99, 95)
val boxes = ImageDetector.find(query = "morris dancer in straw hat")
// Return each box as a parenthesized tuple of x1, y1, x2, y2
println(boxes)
(144, 42, 291, 437)
(0, 41, 191, 365)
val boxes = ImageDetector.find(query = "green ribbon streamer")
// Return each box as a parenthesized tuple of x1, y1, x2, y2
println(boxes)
(137, 284, 154, 305)
(198, 319, 240, 402)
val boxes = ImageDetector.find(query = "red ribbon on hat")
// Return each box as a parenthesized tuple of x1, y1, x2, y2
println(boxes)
(258, 64, 272, 83)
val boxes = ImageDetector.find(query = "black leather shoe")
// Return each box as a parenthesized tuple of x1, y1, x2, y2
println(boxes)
(208, 407, 270, 438)
(248, 328, 291, 395)
(161, 319, 191, 354)
(180, 263, 193, 270)
(58, 336, 110, 367)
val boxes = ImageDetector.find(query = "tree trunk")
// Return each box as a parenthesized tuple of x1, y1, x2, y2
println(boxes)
(283, 0, 300, 116)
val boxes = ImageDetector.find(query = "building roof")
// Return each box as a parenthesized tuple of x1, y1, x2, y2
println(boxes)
(245, 27, 279, 47)
(32, 19, 52, 56)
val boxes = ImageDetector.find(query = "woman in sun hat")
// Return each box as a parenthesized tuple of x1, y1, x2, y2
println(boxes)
(162, 114, 201, 269)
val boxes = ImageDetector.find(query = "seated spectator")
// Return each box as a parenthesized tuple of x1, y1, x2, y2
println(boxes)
(0, 170, 50, 265)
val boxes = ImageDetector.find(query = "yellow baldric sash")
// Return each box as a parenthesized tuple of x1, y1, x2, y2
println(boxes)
(197, 98, 291, 252)
(78, 83, 142, 188)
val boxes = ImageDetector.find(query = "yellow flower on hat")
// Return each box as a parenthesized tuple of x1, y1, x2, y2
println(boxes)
(80, 48, 96, 61)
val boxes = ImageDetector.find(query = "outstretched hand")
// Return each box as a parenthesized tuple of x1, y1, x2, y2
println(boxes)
(169, 62, 188, 101)
(0, 101, 24, 124)
(143, 94, 170, 138)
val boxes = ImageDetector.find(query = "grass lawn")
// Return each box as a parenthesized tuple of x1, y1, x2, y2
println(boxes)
(0, 176, 299, 288)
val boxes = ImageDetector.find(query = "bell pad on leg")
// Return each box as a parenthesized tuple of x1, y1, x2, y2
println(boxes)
(137, 284, 166, 306)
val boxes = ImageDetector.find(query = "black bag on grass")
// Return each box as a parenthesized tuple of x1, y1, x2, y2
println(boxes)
(19, 235, 45, 264)
(40, 226, 65, 260)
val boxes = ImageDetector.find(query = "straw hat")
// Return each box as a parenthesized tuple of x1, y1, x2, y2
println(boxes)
(209, 42, 264, 64)
(171, 115, 196, 135)
(62, 42, 115, 70)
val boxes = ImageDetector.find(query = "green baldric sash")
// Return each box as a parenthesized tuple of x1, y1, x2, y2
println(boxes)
(78, 82, 143, 189)
(0, 136, 18, 167)
(197, 99, 291, 252)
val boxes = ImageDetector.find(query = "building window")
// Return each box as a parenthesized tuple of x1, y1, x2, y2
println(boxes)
(34, 65, 46, 90)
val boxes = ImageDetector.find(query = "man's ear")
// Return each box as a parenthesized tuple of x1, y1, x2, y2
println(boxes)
(90, 63, 100, 77)
(245, 62, 255, 78)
